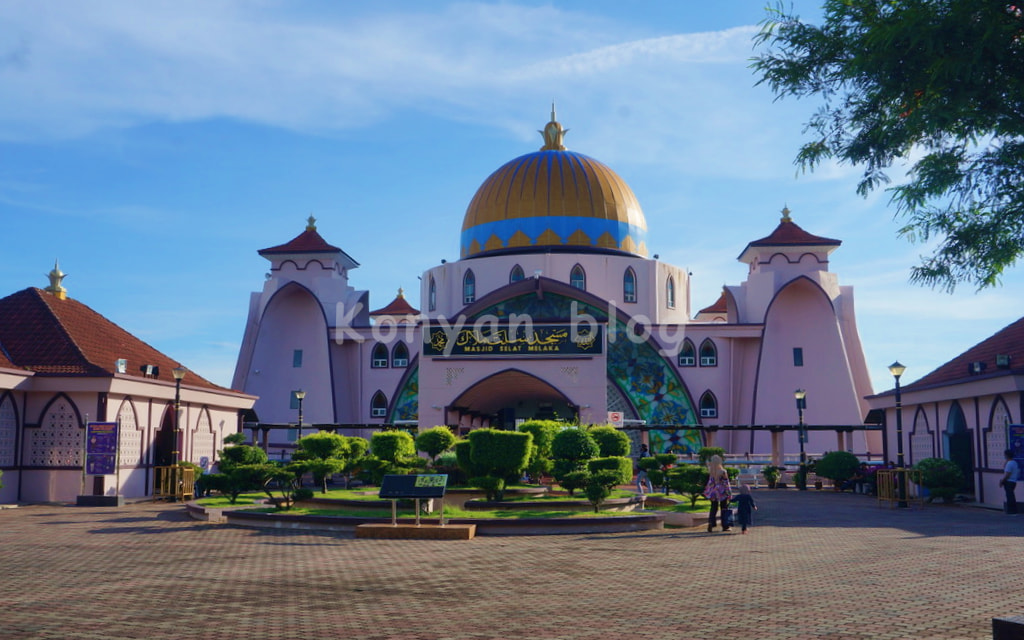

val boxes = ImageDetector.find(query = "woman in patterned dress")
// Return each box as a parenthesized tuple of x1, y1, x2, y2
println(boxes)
(703, 454, 733, 532)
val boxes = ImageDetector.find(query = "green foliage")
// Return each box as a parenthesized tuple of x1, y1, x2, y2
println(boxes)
(648, 468, 665, 490)
(753, 0, 1024, 290)
(814, 451, 861, 483)
(0, 468, 3, 490)
(667, 464, 709, 507)
(470, 475, 506, 502)
(584, 470, 621, 512)
(651, 453, 678, 494)
(293, 487, 314, 502)
(218, 444, 268, 470)
(371, 431, 416, 464)
(298, 431, 350, 461)
(467, 429, 532, 491)
(761, 465, 782, 483)
(914, 457, 966, 502)
(587, 425, 631, 457)
(559, 470, 590, 496)
(415, 426, 457, 461)
(454, 439, 481, 477)
(698, 447, 725, 466)
(587, 456, 633, 487)
(517, 420, 560, 458)
(223, 432, 247, 445)
(551, 427, 600, 462)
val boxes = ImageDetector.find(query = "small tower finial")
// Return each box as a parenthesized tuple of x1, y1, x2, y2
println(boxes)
(45, 259, 67, 300)
(397, 287, 405, 298)
(306, 215, 317, 231)
(781, 205, 792, 222)
(539, 103, 568, 151)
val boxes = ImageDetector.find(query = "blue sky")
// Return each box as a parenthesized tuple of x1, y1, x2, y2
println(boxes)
(2, 1, 1021, 394)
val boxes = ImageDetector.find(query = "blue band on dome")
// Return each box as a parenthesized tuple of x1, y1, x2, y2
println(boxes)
(461, 216, 647, 257)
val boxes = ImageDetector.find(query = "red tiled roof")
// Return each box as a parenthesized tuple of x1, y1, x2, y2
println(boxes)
(0, 288, 231, 391)
(903, 316, 1024, 391)
(697, 291, 727, 315)
(370, 290, 420, 317)
(746, 218, 841, 249)
(259, 228, 343, 255)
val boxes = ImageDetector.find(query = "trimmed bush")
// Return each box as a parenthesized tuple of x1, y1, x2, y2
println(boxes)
(416, 426, 457, 461)
(815, 451, 860, 485)
(588, 425, 631, 457)
(371, 431, 416, 463)
(587, 456, 633, 487)
(915, 457, 966, 502)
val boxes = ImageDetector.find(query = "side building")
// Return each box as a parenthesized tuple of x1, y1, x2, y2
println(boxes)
(232, 112, 877, 459)
(0, 268, 255, 503)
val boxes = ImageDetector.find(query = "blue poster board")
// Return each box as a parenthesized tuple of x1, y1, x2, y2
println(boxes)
(1008, 424, 1024, 471)
(85, 422, 118, 476)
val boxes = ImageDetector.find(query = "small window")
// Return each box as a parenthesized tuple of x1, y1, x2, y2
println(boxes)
(428, 276, 436, 312)
(793, 347, 804, 367)
(570, 264, 586, 290)
(371, 343, 389, 368)
(623, 268, 637, 303)
(700, 391, 718, 418)
(678, 340, 696, 367)
(666, 276, 676, 309)
(699, 339, 717, 367)
(292, 349, 303, 368)
(392, 342, 409, 368)
(510, 265, 525, 283)
(463, 270, 476, 305)
(371, 391, 388, 418)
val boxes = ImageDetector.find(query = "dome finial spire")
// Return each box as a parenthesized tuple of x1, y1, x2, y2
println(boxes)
(781, 205, 792, 222)
(539, 103, 568, 151)
(45, 259, 67, 300)
(306, 214, 317, 231)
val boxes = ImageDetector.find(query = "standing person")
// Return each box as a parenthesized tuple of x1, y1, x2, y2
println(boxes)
(703, 454, 733, 532)
(999, 449, 1020, 515)
(732, 483, 757, 534)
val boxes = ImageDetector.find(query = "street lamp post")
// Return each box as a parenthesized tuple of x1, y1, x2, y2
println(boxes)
(888, 361, 908, 508)
(172, 366, 187, 466)
(295, 390, 306, 440)
(794, 389, 807, 464)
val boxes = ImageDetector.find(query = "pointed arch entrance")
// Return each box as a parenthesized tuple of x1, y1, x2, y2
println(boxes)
(448, 369, 576, 429)
(154, 404, 176, 467)
(945, 401, 974, 492)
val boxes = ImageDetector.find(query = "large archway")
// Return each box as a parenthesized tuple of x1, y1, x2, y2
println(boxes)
(448, 369, 576, 429)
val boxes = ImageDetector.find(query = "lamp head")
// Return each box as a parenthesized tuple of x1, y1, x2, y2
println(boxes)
(888, 361, 906, 379)
(295, 390, 307, 400)
(794, 389, 806, 401)
(172, 366, 187, 381)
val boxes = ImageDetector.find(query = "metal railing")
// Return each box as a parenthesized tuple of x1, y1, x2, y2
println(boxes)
(153, 466, 195, 501)
(875, 468, 924, 508)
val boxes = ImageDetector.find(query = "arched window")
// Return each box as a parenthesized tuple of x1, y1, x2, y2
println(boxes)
(428, 276, 436, 312)
(392, 342, 409, 368)
(463, 270, 476, 305)
(371, 343, 389, 368)
(370, 391, 388, 418)
(623, 267, 637, 303)
(678, 339, 696, 367)
(570, 264, 586, 290)
(509, 265, 525, 283)
(699, 391, 718, 418)
(699, 339, 718, 367)
(666, 276, 676, 309)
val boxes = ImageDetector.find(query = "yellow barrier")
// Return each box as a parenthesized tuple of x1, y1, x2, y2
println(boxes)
(875, 469, 924, 508)
(154, 466, 195, 501)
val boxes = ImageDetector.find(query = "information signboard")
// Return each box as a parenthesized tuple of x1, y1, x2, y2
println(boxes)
(378, 474, 449, 499)
(1008, 424, 1024, 470)
(85, 421, 118, 476)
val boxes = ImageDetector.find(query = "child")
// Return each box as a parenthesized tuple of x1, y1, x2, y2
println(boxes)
(732, 483, 757, 534)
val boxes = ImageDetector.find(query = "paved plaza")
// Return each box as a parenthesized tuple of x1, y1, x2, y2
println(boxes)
(1, 490, 1022, 640)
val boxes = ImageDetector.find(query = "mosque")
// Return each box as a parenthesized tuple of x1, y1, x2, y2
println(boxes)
(232, 110, 880, 459)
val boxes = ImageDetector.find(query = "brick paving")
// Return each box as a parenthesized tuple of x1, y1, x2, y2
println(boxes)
(1, 490, 1022, 640)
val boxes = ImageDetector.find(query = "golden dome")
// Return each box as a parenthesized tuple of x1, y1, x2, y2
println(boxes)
(460, 111, 648, 259)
